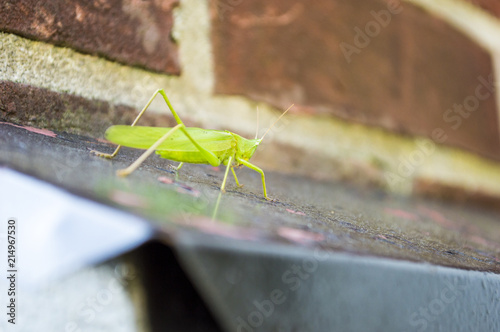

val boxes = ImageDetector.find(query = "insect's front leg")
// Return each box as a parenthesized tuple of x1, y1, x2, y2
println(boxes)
(231, 167, 243, 188)
(236, 158, 269, 200)
(169, 162, 183, 171)
(220, 156, 234, 193)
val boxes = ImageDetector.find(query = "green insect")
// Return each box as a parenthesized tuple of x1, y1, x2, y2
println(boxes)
(91, 89, 292, 200)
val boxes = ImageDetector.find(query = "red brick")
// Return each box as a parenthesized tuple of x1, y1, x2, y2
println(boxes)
(0, 81, 176, 136)
(211, 0, 500, 160)
(0, 0, 179, 74)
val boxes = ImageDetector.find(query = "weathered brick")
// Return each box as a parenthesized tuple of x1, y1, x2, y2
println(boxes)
(0, 0, 180, 74)
(211, 0, 500, 160)
(0, 81, 176, 136)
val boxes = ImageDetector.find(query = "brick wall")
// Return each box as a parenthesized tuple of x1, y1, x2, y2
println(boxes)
(212, 0, 500, 161)
(0, 0, 180, 73)
(1, 0, 500, 206)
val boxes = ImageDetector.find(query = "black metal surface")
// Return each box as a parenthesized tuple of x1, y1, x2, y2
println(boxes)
(174, 231, 500, 332)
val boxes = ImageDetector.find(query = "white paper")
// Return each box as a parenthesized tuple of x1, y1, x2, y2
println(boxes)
(0, 168, 153, 287)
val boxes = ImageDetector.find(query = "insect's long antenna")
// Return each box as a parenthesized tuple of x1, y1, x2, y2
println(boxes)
(260, 104, 294, 141)
(255, 106, 260, 139)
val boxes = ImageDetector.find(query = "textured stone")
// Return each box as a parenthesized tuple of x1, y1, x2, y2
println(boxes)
(0, 0, 180, 74)
(211, 0, 500, 160)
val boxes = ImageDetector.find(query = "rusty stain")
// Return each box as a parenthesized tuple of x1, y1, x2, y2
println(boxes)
(110, 189, 148, 208)
(384, 208, 418, 221)
(158, 176, 174, 185)
(286, 208, 306, 216)
(468, 235, 500, 250)
(277, 227, 325, 244)
(418, 206, 456, 229)
(0, 122, 57, 138)
(174, 216, 260, 241)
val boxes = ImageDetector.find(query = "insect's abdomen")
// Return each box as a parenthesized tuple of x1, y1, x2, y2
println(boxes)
(156, 149, 232, 165)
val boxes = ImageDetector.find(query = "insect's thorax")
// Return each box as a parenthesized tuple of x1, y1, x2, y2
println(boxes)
(231, 133, 260, 163)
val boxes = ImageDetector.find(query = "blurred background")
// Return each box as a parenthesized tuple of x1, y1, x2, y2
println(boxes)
(1, 0, 500, 331)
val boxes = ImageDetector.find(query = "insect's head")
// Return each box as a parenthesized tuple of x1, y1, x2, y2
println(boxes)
(235, 135, 261, 161)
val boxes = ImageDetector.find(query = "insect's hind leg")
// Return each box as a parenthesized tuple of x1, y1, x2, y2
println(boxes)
(156, 89, 185, 126)
(236, 158, 269, 200)
(91, 89, 165, 159)
(116, 124, 184, 177)
(156, 89, 221, 167)
(116, 122, 221, 178)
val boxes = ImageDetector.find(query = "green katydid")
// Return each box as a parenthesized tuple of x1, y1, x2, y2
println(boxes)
(91, 89, 292, 200)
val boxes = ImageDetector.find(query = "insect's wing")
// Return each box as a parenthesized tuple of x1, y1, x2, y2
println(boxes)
(105, 126, 170, 149)
(169, 127, 234, 154)
(105, 126, 234, 153)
